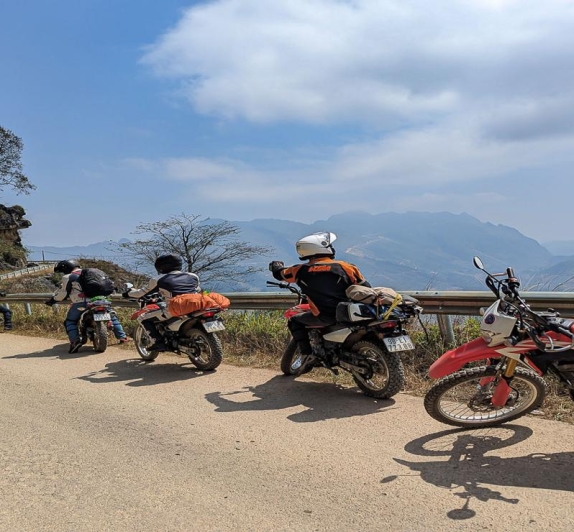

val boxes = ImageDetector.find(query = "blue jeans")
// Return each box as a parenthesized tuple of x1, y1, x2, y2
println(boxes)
(65, 302, 127, 342)
(0, 304, 12, 329)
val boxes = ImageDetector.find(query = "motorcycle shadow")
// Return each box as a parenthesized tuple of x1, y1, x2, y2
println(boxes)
(77, 358, 211, 387)
(387, 425, 574, 520)
(5, 344, 100, 361)
(205, 374, 396, 423)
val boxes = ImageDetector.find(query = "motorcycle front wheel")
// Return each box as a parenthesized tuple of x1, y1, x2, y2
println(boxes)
(180, 328, 223, 370)
(351, 341, 404, 399)
(92, 321, 108, 353)
(134, 325, 160, 361)
(424, 365, 547, 428)
(280, 339, 314, 376)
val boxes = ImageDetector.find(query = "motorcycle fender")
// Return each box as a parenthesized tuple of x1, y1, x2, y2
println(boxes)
(323, 327, 352, 343)
(131, 304, 160, 320)
(428, 337, 497, 379)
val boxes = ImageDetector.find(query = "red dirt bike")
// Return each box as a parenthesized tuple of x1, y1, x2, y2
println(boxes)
(424, 256, 574, 428)
(267, 280, 422, 399)
(78, 296, 116, 353)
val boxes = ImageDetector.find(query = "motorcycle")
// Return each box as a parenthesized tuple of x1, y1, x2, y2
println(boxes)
(267, 280, 423, 399)
(127, 288, 225, 370)
(424, 256, 574, 428)
(78, 296, 116, 353)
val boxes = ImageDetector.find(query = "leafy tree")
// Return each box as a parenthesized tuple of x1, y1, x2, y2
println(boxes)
(116, 213, 273, 287)
(0, 126, 35, 195)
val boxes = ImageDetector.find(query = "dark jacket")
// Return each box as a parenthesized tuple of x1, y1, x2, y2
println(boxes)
(273, 257, 371, 317)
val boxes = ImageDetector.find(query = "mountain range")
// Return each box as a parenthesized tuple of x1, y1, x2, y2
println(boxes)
(26, 211, 574, 292)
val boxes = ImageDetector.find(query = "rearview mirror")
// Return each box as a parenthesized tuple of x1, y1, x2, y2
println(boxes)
(473, 256, 484, 270)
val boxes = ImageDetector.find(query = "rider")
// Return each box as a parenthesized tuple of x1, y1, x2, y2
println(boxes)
(269, 231, 371, 364)
(45, 259, 130, 353)
(0, 292, 12, 331)
(122, 253, 201, 352)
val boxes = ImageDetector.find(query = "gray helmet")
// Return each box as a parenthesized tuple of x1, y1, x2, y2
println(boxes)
(54, 259, 80, 274)
(154, 254, 183, 274)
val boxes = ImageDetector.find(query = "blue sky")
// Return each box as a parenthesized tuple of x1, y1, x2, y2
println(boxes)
(1, 0, 573, 247)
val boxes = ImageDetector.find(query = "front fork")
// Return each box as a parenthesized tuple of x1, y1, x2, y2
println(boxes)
(479, 358, 518, 407)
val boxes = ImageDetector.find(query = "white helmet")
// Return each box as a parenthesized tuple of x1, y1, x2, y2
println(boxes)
(296, 232, 337, 260)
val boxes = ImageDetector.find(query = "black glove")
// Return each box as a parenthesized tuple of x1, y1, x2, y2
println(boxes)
(268, 261, 285, 274)
(0, 292, 6, 298)
(122, 292, 131, 299)
(45, 298, 56, 307)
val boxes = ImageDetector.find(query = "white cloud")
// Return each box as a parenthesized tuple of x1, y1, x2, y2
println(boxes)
(142, 0, 574, 127)
(135, 0, 574, 239)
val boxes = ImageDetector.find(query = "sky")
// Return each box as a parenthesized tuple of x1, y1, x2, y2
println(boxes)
(1, 0, 574, 247)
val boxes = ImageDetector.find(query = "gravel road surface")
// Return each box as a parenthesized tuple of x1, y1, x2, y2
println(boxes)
(1, 334, 572, 531)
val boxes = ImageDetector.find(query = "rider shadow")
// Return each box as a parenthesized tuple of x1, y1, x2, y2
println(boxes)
(205, 374, 396, 423)
(4, 344, 101, 361)
(386, 425, 574, 520)
(77, 358, 211, 387)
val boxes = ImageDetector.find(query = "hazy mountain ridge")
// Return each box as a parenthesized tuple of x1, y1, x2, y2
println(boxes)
(26, 212, 574, 292)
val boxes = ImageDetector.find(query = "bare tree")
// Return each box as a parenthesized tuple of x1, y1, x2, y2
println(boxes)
(116, 214, 272, 287)
(0, 127, 35, 196)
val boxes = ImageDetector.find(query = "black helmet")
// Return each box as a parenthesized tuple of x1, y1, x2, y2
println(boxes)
(54, 259, 80, 275)
(154, 254, 183, 274)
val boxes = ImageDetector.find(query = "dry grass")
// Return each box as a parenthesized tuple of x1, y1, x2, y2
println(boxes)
(3, 305, 573, 424)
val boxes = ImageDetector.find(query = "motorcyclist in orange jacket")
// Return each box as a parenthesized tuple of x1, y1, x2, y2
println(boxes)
(269, 231, 371, 361)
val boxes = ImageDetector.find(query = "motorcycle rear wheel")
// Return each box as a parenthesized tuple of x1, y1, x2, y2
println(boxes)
(134, 325, 160, 361)
(180, 328, 223, 370)
(351, 341, 404, 399)
(93, 321, 108, 353)
(424, 365, 547, 428)
(280, 339, 313, 376)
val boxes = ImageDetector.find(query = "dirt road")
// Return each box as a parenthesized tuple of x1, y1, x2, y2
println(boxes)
(1, 334, 572, 531)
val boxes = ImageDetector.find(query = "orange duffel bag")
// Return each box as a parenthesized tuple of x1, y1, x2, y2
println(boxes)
(169, 292, 231, 317)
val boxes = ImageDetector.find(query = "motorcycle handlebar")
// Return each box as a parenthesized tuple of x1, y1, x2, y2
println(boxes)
(266, 280, 301, 295)
(546, 317, 574, 338)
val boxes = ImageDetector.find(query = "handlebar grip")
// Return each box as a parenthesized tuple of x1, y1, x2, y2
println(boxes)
(548, 318, 574, 338)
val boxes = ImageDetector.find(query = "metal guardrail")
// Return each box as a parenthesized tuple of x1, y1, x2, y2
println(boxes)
(2, 290, 574, 346)
(0, 263, 57, 280)
(1, 290, 574, 315)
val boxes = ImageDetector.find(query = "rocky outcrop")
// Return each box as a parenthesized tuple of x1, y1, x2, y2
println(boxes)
(0, 204, 31, 269)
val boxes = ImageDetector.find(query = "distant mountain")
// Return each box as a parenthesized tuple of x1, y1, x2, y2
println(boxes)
(27, 240, 128, 263)
(27, 211, 568, 291)
(233, 211, 553, 291)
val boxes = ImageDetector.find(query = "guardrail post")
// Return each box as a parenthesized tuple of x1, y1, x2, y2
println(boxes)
(437, 314, 455, 346)
(24, 303, 32, 315)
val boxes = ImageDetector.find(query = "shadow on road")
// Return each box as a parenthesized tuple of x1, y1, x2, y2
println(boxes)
(205, 374, 396, 422)
(76, 357, 212, 387)
(386, 425, 574, 520)
(4, 343, 104, 361)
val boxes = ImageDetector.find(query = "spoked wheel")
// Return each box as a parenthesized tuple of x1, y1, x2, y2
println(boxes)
(134, 325, 160, 362)
(351, 341, 404, 399)
(424, 366, 547, 428)
(93, 321, 108, 353)
(280, 339, 314, 376)
(180, 328, 223, 370)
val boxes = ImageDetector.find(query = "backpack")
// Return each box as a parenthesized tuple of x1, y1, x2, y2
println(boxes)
(78, 268, 116, 298)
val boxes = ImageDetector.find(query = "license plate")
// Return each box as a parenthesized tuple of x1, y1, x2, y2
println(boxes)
(383, 335, 415, 352)
(93, 313, 111, 321)
(203, 320, 225, 332)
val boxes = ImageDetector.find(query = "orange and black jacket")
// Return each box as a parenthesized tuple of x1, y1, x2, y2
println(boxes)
(273, 257, 371, 317)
